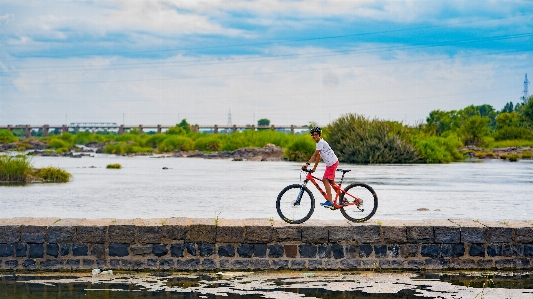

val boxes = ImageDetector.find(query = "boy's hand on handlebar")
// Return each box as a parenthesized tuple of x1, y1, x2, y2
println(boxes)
(301, 165, 308, 171)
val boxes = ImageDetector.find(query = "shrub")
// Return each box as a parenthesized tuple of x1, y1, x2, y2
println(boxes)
(48, 138, 71, 149)
(493, 127, 533, 141)
(194, 137, 223, 152)
(0, 130, 18, 144)
(0, 155, 32, 182)
(521, 150, 532, 159)
(106, 164, 122, 169)
(158, 136, 194, 152)
(508, 153, 519, 162)
(145, 134, 167, 148)
(103, 142, 153, 155)
(34, 167, 72, 182)
(413, 135, 463, 163)
(499, 154, 508, 160)
(327, 114, 421, 164)
(284, 135, 316, 162)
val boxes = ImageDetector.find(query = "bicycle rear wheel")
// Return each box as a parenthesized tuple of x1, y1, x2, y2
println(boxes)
(339, 183, 378, 222)
(276, 184, 315, 224)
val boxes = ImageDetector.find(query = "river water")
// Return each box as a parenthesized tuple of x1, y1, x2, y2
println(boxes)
(1, 155, 532, 221)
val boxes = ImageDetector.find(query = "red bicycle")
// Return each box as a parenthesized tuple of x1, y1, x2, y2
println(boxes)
(276, 169, 378, 224)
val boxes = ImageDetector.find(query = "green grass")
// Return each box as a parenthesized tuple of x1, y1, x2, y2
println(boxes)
(34, 167, 72, 182)
(0, 155, 32, 182)
(106, 163, 122, 169)
(0, 130, 18, 143)
(0, 155, 71, 183)
(483, 137, 533, 148)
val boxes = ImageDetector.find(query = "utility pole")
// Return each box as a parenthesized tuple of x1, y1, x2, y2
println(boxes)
(227, 109, 232, 133)
(524, 73, 530, 102)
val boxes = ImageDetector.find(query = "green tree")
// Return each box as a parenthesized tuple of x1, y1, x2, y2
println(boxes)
(257, 118, 270, 126)
(501, 102, 515, 113)
(518, 95, 533, 127)
(426, 110, 460, 135)
(177, 119, 191, 133)
(459, 115, 490, 146)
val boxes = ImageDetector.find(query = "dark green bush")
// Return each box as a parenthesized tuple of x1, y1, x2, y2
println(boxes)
(284, 135, 316, 162)
(0, 155, 32, 182)
(158, 136, 194, 152)
(194, 137, 223, 152)
(412, 135, 463, 163)
(0, 130, 18, 143)
(327, 114, 421, 164)
(493, 127, 533, 141)
(34, 167, 72, 182)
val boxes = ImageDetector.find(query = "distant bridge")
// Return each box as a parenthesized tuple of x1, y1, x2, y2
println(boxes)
(0, 123, 310, 138)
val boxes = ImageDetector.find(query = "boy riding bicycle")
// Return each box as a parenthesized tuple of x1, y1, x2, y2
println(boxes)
(301, 127, 339, 209)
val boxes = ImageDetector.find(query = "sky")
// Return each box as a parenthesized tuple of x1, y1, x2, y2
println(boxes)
(1, 0, 532, 127)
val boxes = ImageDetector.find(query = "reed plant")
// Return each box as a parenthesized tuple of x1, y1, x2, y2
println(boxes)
(106, 163, 122, 169)
(34, 166, 72, 182)
(0, 130, 18, 143)
(508, 153, 520, 162)
(103, 142, 154, 155)
(158, 135, 194, 152)
(194, 136, 223, 152)
(521, 150, 532, 159)
(0, 155, 32, 182)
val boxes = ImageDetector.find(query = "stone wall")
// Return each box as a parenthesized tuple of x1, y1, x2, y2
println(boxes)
(0, 218, 532, 271)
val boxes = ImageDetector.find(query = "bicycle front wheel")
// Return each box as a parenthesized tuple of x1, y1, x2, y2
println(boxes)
(339, 183, 378, 222)
(276, 184, 315, 224)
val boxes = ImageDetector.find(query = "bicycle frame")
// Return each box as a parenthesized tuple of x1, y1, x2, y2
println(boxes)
(300, 170, 360, 209)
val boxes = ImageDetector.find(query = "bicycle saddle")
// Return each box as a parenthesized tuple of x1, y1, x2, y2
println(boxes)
(337, 169, 351, 173)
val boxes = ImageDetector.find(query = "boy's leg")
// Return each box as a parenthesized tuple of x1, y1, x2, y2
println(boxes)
(323, 178, 333, 203)
(322, 161, 338, 204)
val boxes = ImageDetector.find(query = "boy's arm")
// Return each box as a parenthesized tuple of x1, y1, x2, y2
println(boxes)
(311, 152, 320, 172)
(302, 150, 320, 170)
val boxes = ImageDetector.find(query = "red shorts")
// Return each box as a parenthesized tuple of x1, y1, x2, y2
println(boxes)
(323, 161, 339, 181)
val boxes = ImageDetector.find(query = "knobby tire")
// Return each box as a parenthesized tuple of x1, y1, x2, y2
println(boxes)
(276, 184, 315, 224)
(339, 182, 378, 222)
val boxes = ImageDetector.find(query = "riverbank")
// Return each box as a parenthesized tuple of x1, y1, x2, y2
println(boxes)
(1, 218, 532, 272)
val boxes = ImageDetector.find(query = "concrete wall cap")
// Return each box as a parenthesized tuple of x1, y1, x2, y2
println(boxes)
(135, 218, 167, 226)
(164, 217, 191, 226)
(49, 218, 85, 226)
(217, 219, 245, 227)
(449, 219, 485, 228)
(110, 219, 137, 226)
(243, 219, 272, 227)
(22, 218, 59, 226)
(478, 220, 513, 228)
(77, 219, 114, 226)
(189, 218, 216, 226)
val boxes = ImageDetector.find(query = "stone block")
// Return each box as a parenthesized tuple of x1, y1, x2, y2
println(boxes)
(219, 259, 231, 269)
(72, 244, 88, 256)
(108, 219, 136, 243)
(317, 245, 331, 259)
(159, 259, 174, 269)
(495, 259, 514, 269)
(407, 260, 424, 269)
(420, 244, 440, 258)
(46, 244, 59, 258)
(515, 258, 530, 269)
(301, 222, 328, 243)
(121, 259, 145, 270)
(175, 259, 197, 270)
(273, 222, 301, 242)
(198, 243, 215, 257)
(254, 244, 267, 257)
(453, 244, 465, 257)
(298, 244, 317, 258)
(185, 243, 196, 256)
(374, 245, 387, 258)
(109, 243, 129, 257)
(425, 259, 448, 269)
(404, 221, 434, 243)
(328, 223, 354, 243)
(152, 244, 169, 257)
(216, 220, 245, 243)
(201, 259, 216, 270)
(449, 259, 475, 269)
(91, 244, 105, 259)
(353, 223, 381, 243)
(0, 225, 20, 244)
(136, 219, 164, 244)
(308, 259, 322, 269)
(244, 219, 272, 243)
(218, 245, 235, 257)
(162, 217, 189, 241)
(360, 259, 379, 269)
(40, 259, 63, 270)
(289, 260, 306, 269)
(48, 218, 82, 243)
(400, 244, 418, 258)
(332, 245, 344, 259)
(479, 221, 512, 243)
(515, 227, 533, 243)
(381, 221, 407, 243)
(469, 244, 485, 257)
(250, 259, 270, 270)
(237, 244, 253, 258)
(324, 260, 339, 269)
(22, 218, 57, 243)
(15, 244, 26, 257)
(477, 259, 494, 269)
(60, 244, 70, 256)
(29, 244, 44, 258)
(82, 259, 95, 269)
(440, 244, 453, 257)
(0, 244, 14, 257)
(109, 259, 120, 269)
(284, 245, 298, 258)
(5, 260, 18, 269)
(449, 219, 486, 243)
(434, 225, 460, 243)
(387, 245, 400, 258)
(186, 219, 216, 243)
(339, 259, 361, 269)
(502, 245, 523, 257)
(65, 259, 80, 270)
(358, 244, 373, 258)
(22, 259, 36, 270)
(524, 244, 533, 257)
(233, 260, 250, 269)
(76, 219, 111, 243)
(170, 244, 185, 257)
(345, 245, 357, 258)
(272, 260, 289, 269)
(268, 245, 284, 258)
(146, 259, 157, 269)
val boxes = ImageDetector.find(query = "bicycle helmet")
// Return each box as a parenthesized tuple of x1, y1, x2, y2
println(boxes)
(310, 127, 322, 135)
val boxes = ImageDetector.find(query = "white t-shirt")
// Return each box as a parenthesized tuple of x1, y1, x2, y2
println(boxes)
(316, 138, 338, 166)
